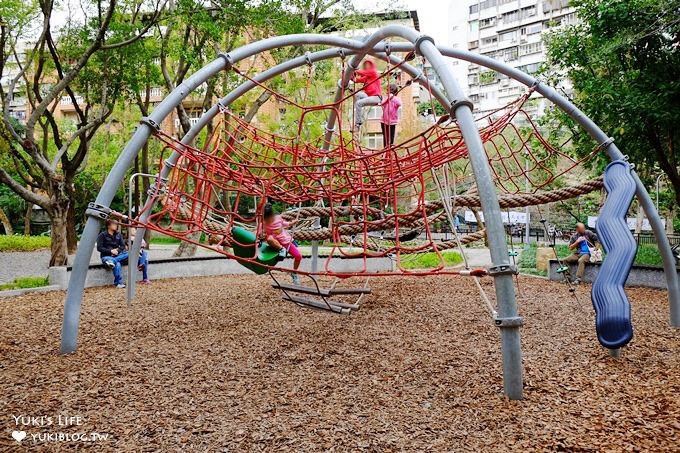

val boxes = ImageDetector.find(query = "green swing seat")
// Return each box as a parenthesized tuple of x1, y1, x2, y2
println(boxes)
(230, 226, 284, 274)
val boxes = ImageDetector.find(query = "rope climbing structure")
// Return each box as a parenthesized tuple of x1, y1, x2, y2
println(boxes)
(59, 26, 680, 402)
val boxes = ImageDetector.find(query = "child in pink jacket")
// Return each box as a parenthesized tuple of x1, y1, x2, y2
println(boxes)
(262, 203, 301, 284)
(380, 83, 402, 147)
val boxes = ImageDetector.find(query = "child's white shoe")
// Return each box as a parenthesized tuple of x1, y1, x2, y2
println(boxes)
(291, 274, 300, 285)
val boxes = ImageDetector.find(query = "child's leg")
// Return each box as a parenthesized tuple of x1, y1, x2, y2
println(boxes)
(266, 236, 283, 250)
(287, 243, 302, 270)
(354, 91, 368, 127)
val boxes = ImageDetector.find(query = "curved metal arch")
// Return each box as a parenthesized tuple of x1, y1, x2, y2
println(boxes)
(58, 25, 525, 400)
(62, 22, 680, 400)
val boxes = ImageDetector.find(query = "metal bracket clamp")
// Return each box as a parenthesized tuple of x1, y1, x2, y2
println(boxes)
(595, 136, 615, 152)
(147, 176, 168, 196)
(323, 124, 336, 133)
(85, 202, 112, 221)
(304, 51, 313, 66)
(139, 117, 160, 132)
(217, 52, 233, 70)
(449, 98, 475, 114)
(487, 264, 518, 276)
(494, 316, 524, 328)
(216, 101, 229, 113)
(383, 41, 391, 56)
(414, 35, 435, 56)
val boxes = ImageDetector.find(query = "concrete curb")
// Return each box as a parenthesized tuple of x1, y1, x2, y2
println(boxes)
(0, 285, 64, 298)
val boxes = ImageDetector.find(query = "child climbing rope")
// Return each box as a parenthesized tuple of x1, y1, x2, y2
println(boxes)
(351, 58, 381, 133)
(380, 83, 402, 147)
(262, 203, 302, 284)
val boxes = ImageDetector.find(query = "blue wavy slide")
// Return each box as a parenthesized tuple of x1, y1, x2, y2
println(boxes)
(591, 160, 637, 350)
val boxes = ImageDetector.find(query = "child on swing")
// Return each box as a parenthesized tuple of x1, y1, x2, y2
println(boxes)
(262, 203, 302, 284)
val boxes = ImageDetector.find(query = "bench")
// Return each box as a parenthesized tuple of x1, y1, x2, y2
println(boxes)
(49, 254, 394, 289)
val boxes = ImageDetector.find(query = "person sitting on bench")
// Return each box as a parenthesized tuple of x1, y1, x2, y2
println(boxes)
(97, 219, 128, 288)
(564, 222, 599, 285)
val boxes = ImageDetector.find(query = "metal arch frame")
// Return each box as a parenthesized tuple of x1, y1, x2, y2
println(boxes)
(59, 25, 680, 402)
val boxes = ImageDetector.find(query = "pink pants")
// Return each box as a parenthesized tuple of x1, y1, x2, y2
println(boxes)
(285, 242, 302, 261)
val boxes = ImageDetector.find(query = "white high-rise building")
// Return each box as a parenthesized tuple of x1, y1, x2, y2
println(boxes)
(452, 0, 577, 117)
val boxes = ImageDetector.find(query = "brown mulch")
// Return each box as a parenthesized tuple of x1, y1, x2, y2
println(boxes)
(0, 275, 678, 452)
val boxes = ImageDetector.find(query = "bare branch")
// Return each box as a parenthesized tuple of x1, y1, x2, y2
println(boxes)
(25, 0, 117, 138)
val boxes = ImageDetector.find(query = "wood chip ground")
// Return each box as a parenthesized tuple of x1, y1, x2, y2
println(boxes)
(1, 275, 678, 451)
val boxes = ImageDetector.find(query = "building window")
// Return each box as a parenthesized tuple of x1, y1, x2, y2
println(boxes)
(479, 70, 497, 85)
(364, 133, 382, 150)
(519, 42, 542, 56)
(469, 20, 479, 34)
(499, 30, 518, 42)
(468, 40, 479, 50)
(481, 36, 498, 46)
(520, 23, 542, 35)
(480, 17, 496, 29)
(469, 4, 479, 14)
(367, 106, 381, 120)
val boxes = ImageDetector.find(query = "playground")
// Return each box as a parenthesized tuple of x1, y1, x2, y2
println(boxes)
(1, 275, 678, 450)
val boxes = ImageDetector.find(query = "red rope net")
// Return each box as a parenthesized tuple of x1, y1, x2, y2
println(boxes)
(122, 63, 596, 277)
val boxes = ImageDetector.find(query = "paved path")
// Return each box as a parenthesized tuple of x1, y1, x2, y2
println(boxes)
(0, 245, 520, 284)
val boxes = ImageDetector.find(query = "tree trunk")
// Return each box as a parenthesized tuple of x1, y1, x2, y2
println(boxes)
(172, 232, 201, 257)
(667, 203, 676, 235)
(24, 202, 33, 235)
(635, 203, 644, 234)
(0, 207, 13, 235)
(66, 199, 78, 254)
(49, 204, 69, 267)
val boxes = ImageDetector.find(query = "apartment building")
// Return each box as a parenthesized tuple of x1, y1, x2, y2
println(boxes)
(460, 0, 577, 116)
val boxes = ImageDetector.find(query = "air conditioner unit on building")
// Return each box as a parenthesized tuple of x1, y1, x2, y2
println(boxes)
(500, 79, 510, 87)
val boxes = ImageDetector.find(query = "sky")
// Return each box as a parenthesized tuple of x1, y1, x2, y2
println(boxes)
(352, 0, 453, 44)
(50, 0, 455, 44)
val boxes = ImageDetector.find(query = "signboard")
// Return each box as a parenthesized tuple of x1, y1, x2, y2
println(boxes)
(465, 210, 528, 224)
(587, 216, 664, 231)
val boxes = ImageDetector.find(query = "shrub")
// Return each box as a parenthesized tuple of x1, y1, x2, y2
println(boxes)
(0, 235, 51, 252)
(634, 245, 663, 267)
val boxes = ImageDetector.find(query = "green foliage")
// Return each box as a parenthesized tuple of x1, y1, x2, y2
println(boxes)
(149, 236, 182, 245)
(635, 244, 663, 267)
(399, 251, 463, 270)
(417, 101, 448, 117)
(0, 181, 25, 226)
(517, 243, 538, 270)
(542, 0, 680, 211)
(0, 276, 49, 291)
(0, 235, 51, 251)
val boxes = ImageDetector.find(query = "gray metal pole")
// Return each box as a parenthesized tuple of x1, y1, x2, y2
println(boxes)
(524, 152, 531, 248)
(411, 37, 524, 400)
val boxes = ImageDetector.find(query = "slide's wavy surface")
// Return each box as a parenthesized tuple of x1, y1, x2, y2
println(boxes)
(591, 161, 637, 349)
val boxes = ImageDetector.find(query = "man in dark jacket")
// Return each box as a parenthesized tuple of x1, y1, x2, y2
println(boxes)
(564, 222, 599, 285)
(96, 219, 129, 288)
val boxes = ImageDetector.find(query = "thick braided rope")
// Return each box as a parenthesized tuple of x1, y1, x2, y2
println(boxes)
(344, 228, 487, 252)
(284, 178, 603, 222)
(153, 178, 602, 243)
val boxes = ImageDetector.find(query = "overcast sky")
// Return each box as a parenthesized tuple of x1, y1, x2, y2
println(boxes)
(353, 0, 452, 43)
(50, 0, 453, 43)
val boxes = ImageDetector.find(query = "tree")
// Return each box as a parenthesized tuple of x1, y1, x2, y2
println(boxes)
(0, 0, 165, 265)
(543, 0, 680, 219)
